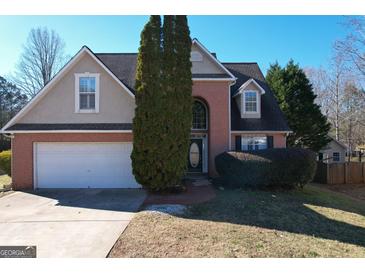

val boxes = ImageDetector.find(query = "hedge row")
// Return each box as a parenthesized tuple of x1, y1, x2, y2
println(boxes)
(0, 150, 11, 176)
(215, 148, 317, 189)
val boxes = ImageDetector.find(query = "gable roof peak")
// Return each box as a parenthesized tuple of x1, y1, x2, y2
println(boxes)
(234, 78, 266, 96)
(192, 39, 236, 80)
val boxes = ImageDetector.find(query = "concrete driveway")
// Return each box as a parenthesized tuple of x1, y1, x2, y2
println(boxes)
(0, 189, 146, 258)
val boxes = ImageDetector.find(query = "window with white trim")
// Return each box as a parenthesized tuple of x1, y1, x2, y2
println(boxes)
(75, 73, 100, 113)
(192, 100, 207, 130)
(333, 152, 340, 162)
(242, 136, 267, 151)
(244, 90, 258, 112)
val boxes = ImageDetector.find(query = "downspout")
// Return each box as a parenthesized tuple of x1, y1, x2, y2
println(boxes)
(228, 78, 237, 151)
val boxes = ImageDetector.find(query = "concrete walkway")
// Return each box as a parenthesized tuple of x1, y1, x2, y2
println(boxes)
(0, 189, 146, 258)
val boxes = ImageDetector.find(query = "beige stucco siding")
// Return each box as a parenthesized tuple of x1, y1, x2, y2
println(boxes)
(191, 44, 227, 75)
(18, 53, 135, 124)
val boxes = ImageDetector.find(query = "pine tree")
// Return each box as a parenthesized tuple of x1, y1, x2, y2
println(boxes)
(266, 60, 331, 152)
(131, 16, 164, 189)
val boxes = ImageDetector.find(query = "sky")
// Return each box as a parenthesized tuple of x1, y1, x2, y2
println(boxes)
(0, 15, 349, 77)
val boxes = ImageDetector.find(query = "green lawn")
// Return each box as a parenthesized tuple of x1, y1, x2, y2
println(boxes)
(109, 184, 365, 258)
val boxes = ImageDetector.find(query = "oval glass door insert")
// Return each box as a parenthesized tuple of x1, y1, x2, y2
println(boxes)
(189, 142, 200, 168)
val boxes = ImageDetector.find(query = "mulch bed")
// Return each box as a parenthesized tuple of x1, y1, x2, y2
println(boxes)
(143, 182, 216, 206)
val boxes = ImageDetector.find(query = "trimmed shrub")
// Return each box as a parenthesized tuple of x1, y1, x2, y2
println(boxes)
(0, 150, 11, 176)
(215, 148, 316, 189)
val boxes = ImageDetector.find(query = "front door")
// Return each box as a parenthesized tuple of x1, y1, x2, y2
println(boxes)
(188, 138, 203, 173)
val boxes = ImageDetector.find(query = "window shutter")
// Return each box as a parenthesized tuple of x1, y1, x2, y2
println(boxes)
(235, 136, 242, 151)
(267, 136, 274, 148)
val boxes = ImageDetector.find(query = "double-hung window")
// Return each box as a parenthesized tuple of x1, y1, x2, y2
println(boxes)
(242, 136, 267, 151)
(75, 73, 100, 113)
(244, 90, 258, 113)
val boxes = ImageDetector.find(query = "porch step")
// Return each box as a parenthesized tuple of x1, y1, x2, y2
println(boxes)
(192, 179, 211, 187)
(184, 174, 211, 186)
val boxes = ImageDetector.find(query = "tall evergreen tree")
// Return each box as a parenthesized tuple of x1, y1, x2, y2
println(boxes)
(160, 15, 178, 187)
(0, 76, 27, 150)
(160, 15, 193, 188)
(131, 16, 164, 189)
(266, 60, 331, 152)
(173, 15, 193, 179)
(132, 15, 193, 191)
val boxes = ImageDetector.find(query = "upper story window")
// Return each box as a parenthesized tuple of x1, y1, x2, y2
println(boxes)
(75, 73, 100, 113)
(244, 90, 258, 113)
(192, 100, 207, 130)
(190, 51, 203, 62)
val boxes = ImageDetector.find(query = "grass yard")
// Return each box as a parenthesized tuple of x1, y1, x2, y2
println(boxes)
(315, 184, 365, 202)
(109, 184, 365, 258)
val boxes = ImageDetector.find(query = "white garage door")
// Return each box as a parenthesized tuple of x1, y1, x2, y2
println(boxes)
(34, 143, 140, 189)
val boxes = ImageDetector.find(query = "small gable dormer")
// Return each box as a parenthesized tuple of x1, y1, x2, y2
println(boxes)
(233, 78, 265, 119)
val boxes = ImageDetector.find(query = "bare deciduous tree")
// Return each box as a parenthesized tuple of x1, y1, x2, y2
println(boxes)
(12, 27, 67, 98)
(306, 52, 365, 153)
(335, 16, 365, 81)
(341, 82, 365, 153)
(306, 52, 350, 141)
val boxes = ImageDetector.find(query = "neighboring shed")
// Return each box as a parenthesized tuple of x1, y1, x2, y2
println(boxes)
(318, 138, 347, 163)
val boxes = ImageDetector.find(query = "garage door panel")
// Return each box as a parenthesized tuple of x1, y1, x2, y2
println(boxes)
(35, 143, 140, 188)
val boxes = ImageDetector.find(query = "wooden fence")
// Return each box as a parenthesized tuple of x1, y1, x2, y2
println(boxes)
(315, 162, 365, 184)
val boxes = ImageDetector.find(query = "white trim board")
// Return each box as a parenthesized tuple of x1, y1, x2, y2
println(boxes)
(192, 78, 234, 81)
(74, 72, 100, 113)
(2, 130, 133, 134)
(241, 89, 260, 116)
(192, 38, 237, 81)
(233, 78, 266, 97)
(1, 46, 135, 132)
(231, 130, 292, 134)
(228, 80, 236, 150)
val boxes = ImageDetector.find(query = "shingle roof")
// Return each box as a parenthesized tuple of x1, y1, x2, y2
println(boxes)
(95, 53, 137, 93)
(95, 53, 231, 92)
(192, 73, 232, 79)
(7, 53, 289, 133)
(5, 123, 132, 131)
(223, 63, 290, 131)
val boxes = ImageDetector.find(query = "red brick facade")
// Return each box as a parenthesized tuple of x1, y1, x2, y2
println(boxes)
(192, 81, 231, 176)
(11, 81, 287, 189)
(11, 133, 133, 190)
